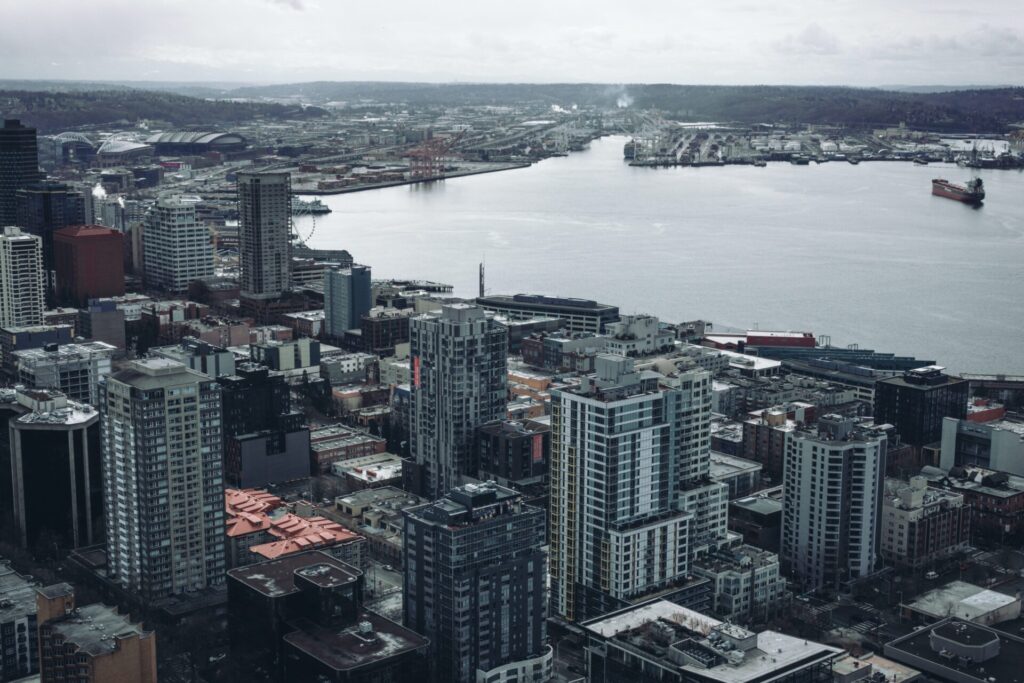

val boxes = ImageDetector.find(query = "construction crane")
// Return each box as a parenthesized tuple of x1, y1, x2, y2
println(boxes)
(408, 130, 466, 181)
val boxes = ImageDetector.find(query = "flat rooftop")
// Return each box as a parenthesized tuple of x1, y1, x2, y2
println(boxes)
(905, 581, 1019, 621)
(886, 619, 1024, 683)
(283, 610, 426, 671)
(227, 551, 360, 598)
(50, 602, 147, 657)
(0, 564, 37, 623)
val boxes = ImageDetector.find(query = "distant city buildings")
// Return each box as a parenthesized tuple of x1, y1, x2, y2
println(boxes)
(403, 482, 550, 683)
(408, 304, 507, 499)
(0, 227, 44, 328)
(143, 195, 213, 292)
(782, 415, 887, 591)
(237, 171, 291, 300)
(324, 264, 371, 338)
(100, 358, 225, 601)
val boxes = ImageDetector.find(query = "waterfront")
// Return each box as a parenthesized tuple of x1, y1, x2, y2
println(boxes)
(302, 135, 1024, 374)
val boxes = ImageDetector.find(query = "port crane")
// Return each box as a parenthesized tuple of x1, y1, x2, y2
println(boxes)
(408, 130, 467, 180)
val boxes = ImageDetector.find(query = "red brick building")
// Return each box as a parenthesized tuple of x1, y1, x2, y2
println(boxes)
(53, 225, 124, 306)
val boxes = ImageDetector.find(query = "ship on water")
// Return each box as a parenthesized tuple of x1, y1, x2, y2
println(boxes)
(291, 197, 332, 215)
(932, 178, 985, 204)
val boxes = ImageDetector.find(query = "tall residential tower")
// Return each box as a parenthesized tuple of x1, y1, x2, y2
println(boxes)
(0, 226, 45, 328)
(237, 171, 291, 300)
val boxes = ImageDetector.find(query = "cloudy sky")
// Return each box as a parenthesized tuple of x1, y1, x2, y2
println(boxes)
(2, 0, 1022, 86)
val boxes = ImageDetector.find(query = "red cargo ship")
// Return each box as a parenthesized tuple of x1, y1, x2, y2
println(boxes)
(932, 177, 985, 203)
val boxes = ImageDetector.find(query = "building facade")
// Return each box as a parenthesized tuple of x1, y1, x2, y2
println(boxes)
(0, 227, 44, 328)
(782, 416, 888, 591)
(403, 483, 550, 683)
(940, 416, 1024, 477)
(14, 340, 115, 404)
(324, 265, 372, 338)
(0, 119, 42, 227)
(549, 355, 727, 622)
(52, 225, 125, 306)
(9, 388, 102, 551)
(143, 195, 214, 292)
(100, 358, 225, 601)
(476, 294, 619, 334)
(408, 304, 507, 499)
(880, 476, 970, 569)
(874, 366, 968, 448)
(237, 171, 291, 300)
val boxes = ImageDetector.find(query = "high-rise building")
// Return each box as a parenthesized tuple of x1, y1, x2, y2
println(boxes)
(874, 366, 968, 448)
(15, 181, 90, 296)
(8, 387, 101, 551)
(0, 227, 44, 328)
(324, 265, 372, 338)
(0, 120, 42, 227)
(219, 363, 310, 488)
(52, 225, 125, 306)
(35, 584, 156, 683)
(100, 358, 225, 601)
(549, 355, 726, 622)
(403, 482, 551, 683)
(781, 415, 887, 592)
(237, 172, 291, 300)
(408, 304, 507, 499)
(142, 195, 213, 292)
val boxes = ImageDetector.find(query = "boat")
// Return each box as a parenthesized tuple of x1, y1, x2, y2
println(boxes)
(623, 139, 637, 160)
(847, 157, 860, 165)
(789, 155, 809, 165)
(913, 158, 929, 166)
(932, 178, 985, 204)
(292, 198, 332, 215)
(753, 159, 767, 167)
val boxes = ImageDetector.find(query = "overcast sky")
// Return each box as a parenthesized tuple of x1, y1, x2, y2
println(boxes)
(2, 0, 1022, 86)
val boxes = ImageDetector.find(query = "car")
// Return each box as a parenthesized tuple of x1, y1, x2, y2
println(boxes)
(925, 570, 939, 580)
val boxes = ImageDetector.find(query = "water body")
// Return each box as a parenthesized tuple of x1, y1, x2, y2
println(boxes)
(301, 136, 1024, 375)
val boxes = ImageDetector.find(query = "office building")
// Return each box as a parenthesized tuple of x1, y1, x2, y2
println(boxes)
(52, 225, 125, 306)
(143, 195, 214, 292)
(250, 337, 320, 373)
(884, 618, 1024, 683)
(324, 265, 372, 338)
(880, 476, 970, 569)
(77, 299, 126, 350)
(7, 388, 101, 551)
(408, 304, 507, 498)
(14, 340, 116, 404)
(692, 543, 787, 624)
(35, 584, 156, 683)
(874, 366, 968, 448)
(15, 181, 90, 296)
(237, 171, 291, 299)
(603, 314, 676, 356)
(476, 293, 619, 334)
(729, 492, 783, 553)
(219, 363, 310, 487)
(0, 119, 42, 226)
(100, 358, 225, 601)
(940, 415, 1024, 477)
(475, 419, 549, 485)
(0, 324, 73, 375)
(549, 355, 726, 621)
(228, 551, 427, 683)
(581, 599, 841, 683)
(0, 227, 44, 328)
(360, 306, 413, 356)
(781, 415, 888, 591)
(0, 563, 38, 682)
(403, 482, 550, 683)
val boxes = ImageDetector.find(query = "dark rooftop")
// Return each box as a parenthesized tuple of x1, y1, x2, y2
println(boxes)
(227, 550, 361, 598)
(49, 603, 149, 657)
(0, 565, 38, 622)
(886, 619, 1024, 683)
(283, 611, 427, 672)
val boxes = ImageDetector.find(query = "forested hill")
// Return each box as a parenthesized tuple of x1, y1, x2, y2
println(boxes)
(0, 89, 327, 132)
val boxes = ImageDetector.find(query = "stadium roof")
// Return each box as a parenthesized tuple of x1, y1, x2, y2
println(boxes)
(145, 131, 245, 146)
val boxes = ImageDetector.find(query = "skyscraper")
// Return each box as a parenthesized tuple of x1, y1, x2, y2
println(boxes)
(324, 264, 372, 338)
(403, 482, 550, 683)
(408, 304, 507, 499)
(53, 225, 125, 306)
(237, 171, 291, 300)
(143, 195, 214, 292)
(15, 181, 89, 296)
(100, 358, 225, 601)
(0, 227, 45, 328)
(0, 119, 42, 226)
(781, 415, 887, 592)
(548, 355, 726, 621)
